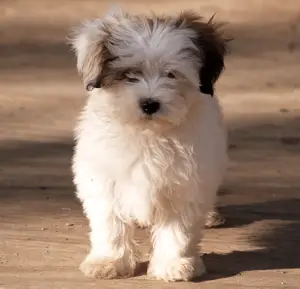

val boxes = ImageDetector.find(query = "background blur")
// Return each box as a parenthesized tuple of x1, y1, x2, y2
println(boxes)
(1, 1, 300, 288)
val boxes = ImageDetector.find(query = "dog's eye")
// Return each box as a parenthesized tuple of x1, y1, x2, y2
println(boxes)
(167, 72, 176, 79)
(124, 70, 141, 83)
(126, 76, 140, 83)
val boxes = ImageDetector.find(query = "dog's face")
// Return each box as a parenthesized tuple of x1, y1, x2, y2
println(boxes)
(71, 11, 227, 130)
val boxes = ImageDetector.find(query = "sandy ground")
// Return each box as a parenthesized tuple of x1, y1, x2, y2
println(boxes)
(1, 0, 300, 288)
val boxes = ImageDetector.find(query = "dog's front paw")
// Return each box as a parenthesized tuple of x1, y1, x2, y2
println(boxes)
(148, 256, 206, 282)
(80, 254, 136, 279)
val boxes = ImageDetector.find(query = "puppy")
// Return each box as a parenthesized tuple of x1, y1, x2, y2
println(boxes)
(71, 10, 228, 282)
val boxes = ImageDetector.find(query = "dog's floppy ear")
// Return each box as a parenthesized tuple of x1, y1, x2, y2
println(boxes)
(70, 17, 116, 91)
(176, 11, 229, 96)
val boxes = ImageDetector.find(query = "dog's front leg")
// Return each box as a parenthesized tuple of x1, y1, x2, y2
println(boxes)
(148, 208, 206, 282)
(79, 198, 137, 279)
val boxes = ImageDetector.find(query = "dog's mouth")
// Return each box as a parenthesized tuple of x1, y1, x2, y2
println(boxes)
(140, 113, 154, 120)
(138, 111, 181, 132)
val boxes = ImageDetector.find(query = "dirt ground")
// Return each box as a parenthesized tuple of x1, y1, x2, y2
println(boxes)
(1, 0, 300, 288)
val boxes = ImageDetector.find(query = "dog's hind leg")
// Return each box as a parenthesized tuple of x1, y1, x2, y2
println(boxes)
(205, 208, 226, 228)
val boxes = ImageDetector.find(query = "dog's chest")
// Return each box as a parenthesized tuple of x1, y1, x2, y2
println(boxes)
(118, 134, 195, 185)
(113, 135, 196, 224)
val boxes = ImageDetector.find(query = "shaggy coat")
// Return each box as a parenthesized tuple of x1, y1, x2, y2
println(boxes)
(71, 10, 228, 282)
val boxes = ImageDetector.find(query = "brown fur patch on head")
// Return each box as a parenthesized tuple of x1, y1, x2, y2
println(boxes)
(84, 46, 114, 91)
(71, 12, 150, 90)
(71, 10, 230, 93)
(175, 11, 230, 95)
(70, 18, 119, 90)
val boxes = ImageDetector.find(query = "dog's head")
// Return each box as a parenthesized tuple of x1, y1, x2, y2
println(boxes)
(71, 10, 228, 129)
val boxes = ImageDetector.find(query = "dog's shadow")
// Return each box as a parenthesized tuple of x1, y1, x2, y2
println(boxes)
(134, 198, 300, 282)
(203, 198, 300, 281)
(134, 247, 299, 282)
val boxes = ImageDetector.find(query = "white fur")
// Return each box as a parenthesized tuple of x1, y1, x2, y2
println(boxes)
(71, 10, 228, 282)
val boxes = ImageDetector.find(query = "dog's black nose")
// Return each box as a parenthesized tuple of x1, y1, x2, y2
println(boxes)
(140, 98, 160, 115)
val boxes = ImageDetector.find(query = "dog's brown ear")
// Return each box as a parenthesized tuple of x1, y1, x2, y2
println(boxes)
(176, 11, 229, 96)
(69, 19, 112, 91)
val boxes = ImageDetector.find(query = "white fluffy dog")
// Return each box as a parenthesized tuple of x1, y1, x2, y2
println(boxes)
(71, 9, 228, 282)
